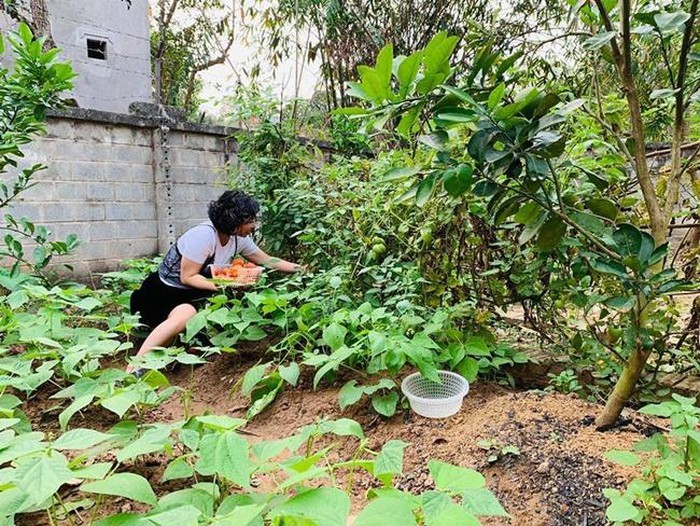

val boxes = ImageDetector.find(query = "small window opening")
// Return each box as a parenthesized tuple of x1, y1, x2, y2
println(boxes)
(86, 38, 107, 60)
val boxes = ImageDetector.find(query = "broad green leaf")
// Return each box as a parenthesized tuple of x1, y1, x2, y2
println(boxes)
(279, 362, 300, 386)
(583, 31, 616, 50)
(434, 107, 477, 124)
(313, 346, 354, 389)
(605, 297, 635, 311)
(418, 131, 449, 151)
(603, 450, 641, 467)
(15, 455, 75, 506)
(429, 460, 485, 492)
(488, 83, 506, 109)
(92, 513, 143, 526)
(71, 462, 113, 480)
(162, 457, 194, 482)
(638, 232, 656, 263)
(374, 440, 408, 477)
(456, 357, 479, 382)
(650, 88, 677, 99)
(375, 44, 394, 89)
(585, 198, 617, 220)
(101, 389, 141, 418)
(117, 426, 173, 462)
(461, 488, 509, 516)
(639, 403, 674, 417)
(371, 392, 399, 417)
(424, 490, 480, 526)
(270, 487, 349, 526)
(53, 428, 112, 450)
(443, 165, 473, 197)
(605, 492, 640, 522)
(195, 431, 251, 489)
(416, 175, 436, 207)
(536, 216, 566, 251)
(241, 363, 269, 396)
(213, 503, 265, 526)
(59, 395, 95, 430)
(613, 224, 642, 258)
(513, 202, 542, 225)
(397, 51, 423, 98)
(82, 473, 157, 506)
(658, 477, 686, 500)
(146, 505, 201, 526)
(590, 258, 629, 279)
(354, 496, 417, 526)
(322, 323, 347, 351)
(195, 415, 247, 431)
(380, 166, 421, 182)
(358, 66, 387, 103)
(156, 488, 214, 516)
(654, 11, 691, 34)
(318, 418, 365, 439)
(338, 380, 364, 410)
(184, 311, 208, 342)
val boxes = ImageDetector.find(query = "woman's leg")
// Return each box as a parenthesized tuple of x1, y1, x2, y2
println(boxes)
(126, 303, 197, 373)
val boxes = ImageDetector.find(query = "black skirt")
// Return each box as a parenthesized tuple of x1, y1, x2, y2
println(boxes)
(129, 272, 214, 329)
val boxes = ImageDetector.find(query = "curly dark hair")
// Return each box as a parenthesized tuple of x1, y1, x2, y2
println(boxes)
(208, 190, 260, 234)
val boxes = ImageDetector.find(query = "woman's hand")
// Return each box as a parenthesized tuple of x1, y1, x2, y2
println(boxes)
(247, 250, 307, 274)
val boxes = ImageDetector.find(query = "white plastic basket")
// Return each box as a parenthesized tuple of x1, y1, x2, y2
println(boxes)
(401, 370, 470, 418)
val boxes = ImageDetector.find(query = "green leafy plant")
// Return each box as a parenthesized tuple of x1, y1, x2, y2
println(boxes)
(603, 394, 700, 525)
(0, 23, 78, 280)
(547, 369, 585, 396)
(477, 438, 522, 464)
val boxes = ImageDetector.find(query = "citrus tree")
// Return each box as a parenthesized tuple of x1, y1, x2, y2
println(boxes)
(340, 7, 698, 428)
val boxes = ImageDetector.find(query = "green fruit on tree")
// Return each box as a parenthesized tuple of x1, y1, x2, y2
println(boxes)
(372, 243, 386, 255)
(420, 228, 433, 244)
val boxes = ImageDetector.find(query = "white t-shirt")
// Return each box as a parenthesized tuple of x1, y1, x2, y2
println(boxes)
(158, 222, 258, 289)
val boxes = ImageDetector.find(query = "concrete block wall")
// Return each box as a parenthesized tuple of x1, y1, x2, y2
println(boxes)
(4, 108, 239, 276)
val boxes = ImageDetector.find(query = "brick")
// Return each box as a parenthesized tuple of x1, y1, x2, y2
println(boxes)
(111, 145, 152, 165)
(72, 162, 104, 182)
(109, 126, 151, 147)
(45, 119, 75, 140)
(17, 182, 55, 202)
(184, 133, 210, 150)
(5, 202, 39, 221)
(42, 160, 73, 182)
(73, 122, 109, 143)
(104, 203, 155, 221)
(43, 202, 104, 222)
(117, 220, 156, 240)
(55, 181, 87, 200)
(166, 132, 186, 146)
(115, 182, 155, 202)
(51, 141, 90, 162)
(102, 163, 130, 184)
(87, 183, 115, 202)
(88, 222, 118, 241)
(129, 164, 154, 183)
(49, 222, 89, 242)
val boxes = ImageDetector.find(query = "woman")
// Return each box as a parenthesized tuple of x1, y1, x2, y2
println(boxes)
(127, 190, 303, 374)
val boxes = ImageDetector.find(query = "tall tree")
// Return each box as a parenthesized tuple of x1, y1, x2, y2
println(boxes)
(151, 0, 235, 115)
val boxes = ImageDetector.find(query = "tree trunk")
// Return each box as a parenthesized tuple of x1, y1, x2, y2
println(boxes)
(595, 346, 651, 429)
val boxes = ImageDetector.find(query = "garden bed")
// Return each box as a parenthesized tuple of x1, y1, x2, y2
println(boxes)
(57, 349, 661, 526)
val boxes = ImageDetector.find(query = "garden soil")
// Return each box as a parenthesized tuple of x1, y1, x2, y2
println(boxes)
(151, 349, 664, 526)
(21, 346, 674, 526)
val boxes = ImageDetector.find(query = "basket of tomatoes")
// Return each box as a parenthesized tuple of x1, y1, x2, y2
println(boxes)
(211, 258, 263, 286)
